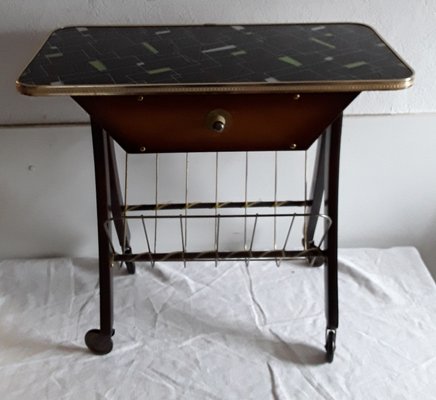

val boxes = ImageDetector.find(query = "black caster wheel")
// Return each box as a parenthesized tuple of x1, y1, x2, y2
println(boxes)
(302, 240, 324, 267)
(305, 248, 325, 267)
(85, 329, 114, 355)
(126, 261, 136, 274)
(325, 329, 336, 363)
(307, 253, 325, 267)
(124, 247, 136, 274)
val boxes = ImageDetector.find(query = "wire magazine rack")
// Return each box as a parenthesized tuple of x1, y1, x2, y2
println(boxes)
(105, 149, 332, 269)
(106, 212, 331, 267)
(84, 115, 343, 363)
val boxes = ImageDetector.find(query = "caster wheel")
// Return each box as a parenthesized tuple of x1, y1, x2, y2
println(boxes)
(325, 330, 336, 363)
(85, 329, 113, 355)
(126, 261, 136, 274)
(305, 249, 325, 267)
(124, 247, 136, 274)
(302, 240, 324, 267)
(307, 253, 325, 267)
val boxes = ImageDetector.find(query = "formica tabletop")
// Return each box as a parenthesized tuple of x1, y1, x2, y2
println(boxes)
(16, 23, 414, 96)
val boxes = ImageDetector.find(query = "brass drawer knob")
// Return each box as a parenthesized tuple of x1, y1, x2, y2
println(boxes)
(212, 115, 226, 132)
(206, 109, 231, 133)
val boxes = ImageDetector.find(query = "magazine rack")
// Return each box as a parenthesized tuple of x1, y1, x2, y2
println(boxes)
(17, 23, 413, 361)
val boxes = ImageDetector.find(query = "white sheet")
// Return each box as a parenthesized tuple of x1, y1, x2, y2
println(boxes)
(0, 247, 435, 399)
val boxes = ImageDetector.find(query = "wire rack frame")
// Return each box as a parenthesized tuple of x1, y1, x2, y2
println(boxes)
(105, 212, 331, 266)
(108, 147, 325, 267)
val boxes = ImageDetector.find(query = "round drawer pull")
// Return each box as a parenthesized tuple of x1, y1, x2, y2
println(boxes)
(206, 109, 231, 133)
(212, 116, 226, 132)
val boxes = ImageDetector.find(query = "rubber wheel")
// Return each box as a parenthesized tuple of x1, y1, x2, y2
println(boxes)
(305, 248, 325, 267)
(124, 247, 136, 274)
(307, 253, 325, 267)
(325, 330, 336, 363)
(126, 261, 136, 274)
(302, 240, 324, 267)
(85, 329, 113, 355)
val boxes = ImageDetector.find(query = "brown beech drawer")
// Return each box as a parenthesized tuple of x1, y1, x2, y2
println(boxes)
(74, 92, 358, 153)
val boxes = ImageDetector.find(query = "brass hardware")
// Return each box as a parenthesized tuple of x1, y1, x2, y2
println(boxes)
(139, 146, 146, 152)
(206, 109, 232, 133)
(137, 96, 144, 102)
(212, 116, 225, 133)
(16, 77, 415, 96)
(290, 144, 297, 149)
(293, 94, 301, 100)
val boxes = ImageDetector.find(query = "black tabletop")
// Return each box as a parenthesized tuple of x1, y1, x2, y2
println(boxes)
(17, 23, 414, 95)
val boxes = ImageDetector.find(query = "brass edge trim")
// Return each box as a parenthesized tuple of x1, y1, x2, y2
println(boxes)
(360, 22, 415, 83)
(16, 77, 414, 96)
(16, 22, 415, 97)
(0, 121, 89, 129)
(15, 28, 65, 96)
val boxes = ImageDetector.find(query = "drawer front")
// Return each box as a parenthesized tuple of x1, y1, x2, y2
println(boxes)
(75, 92, 358, 153)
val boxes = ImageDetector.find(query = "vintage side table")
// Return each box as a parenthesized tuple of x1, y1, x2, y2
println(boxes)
(16, 23, 413, 362)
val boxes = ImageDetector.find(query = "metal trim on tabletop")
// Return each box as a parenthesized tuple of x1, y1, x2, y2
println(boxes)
(16, 22, 414, 97)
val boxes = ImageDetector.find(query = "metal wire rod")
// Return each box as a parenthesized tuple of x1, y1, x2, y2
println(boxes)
(214, 215, 220, 267)
(124, 199, 311, 212)
(154, 153, 159, 254)
(141, 215, 155, 267)
(246, 214, 259, 267)
(113, 249, 321, 263)
(282, 214, 297, 255)
(214, 152, 219, 266)
(108, 213, 330, 221)
(274, 151, 279, 267)
(184, 153, 189, 249)
(180, 215, 186, 268)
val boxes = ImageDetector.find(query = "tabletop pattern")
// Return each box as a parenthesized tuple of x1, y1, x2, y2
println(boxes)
(17, 24, 413, 92)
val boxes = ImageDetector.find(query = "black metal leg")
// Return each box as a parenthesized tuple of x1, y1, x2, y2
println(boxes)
(106, 135, 136, 274)
(323, 114, 343, 362)
(305, 131, 326, 245)
(304, 132, 327, 266)
(84, 120, 114, 355)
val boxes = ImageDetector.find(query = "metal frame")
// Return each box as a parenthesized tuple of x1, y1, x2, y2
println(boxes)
(85, 113, 343, 361)
(16, 79, 413, 96)
(104, 213, 332, 264)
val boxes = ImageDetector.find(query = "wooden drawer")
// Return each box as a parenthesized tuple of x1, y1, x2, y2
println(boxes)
(74, 92, 358, 153)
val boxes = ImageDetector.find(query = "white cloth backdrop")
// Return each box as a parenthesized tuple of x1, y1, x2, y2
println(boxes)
(0, 247, 435, 399)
